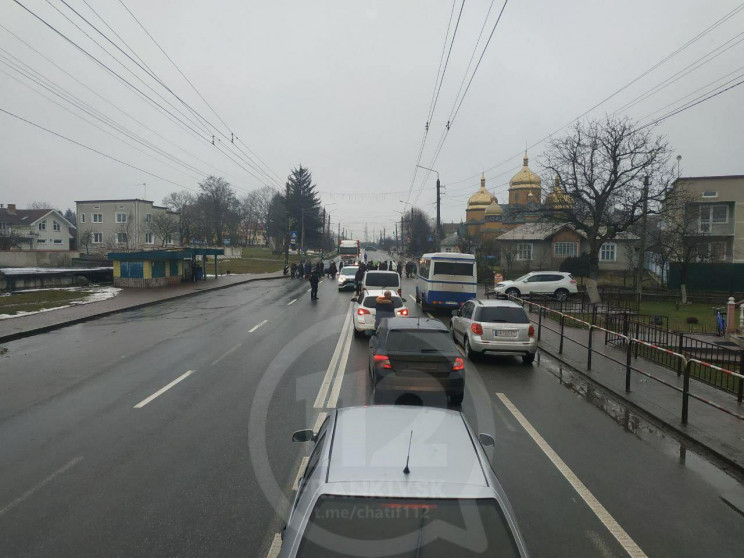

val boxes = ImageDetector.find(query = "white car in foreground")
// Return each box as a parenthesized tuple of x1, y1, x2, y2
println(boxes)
(352, 289, 409, 336)
(492, 271, 577, 301)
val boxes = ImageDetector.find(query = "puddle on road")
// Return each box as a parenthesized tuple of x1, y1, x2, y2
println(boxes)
(535, 351, 744, 505)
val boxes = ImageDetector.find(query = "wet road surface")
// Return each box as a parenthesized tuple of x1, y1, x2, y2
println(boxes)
(0, 266, 742, 557)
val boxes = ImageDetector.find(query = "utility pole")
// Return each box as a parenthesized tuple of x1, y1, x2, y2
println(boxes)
(284, 182, 290, 266)
(395, 223, 399, 253)
(637, 175, 650, 300)
(337, 222, 341, 244)
(416, 165, 441, 251)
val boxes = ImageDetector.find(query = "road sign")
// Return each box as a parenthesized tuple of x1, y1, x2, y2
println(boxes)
(427, 234, 434, 242)
(290, 231, 298, 240)
(223, 238, 231, 246)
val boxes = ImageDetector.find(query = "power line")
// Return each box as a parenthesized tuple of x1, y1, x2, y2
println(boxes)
(427, 0, 465, 125)
(0, 105, 197, 191)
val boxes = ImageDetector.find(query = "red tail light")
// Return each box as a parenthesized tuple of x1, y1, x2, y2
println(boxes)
(471, 323, 483, 335)
(398, 308, 409, 316)
(569, 279, 576, 284)
(452, 357, 465, 371)
(373, 354, 392, 369)
(357, 308, 370, 315)
(528, 324, 535, 337)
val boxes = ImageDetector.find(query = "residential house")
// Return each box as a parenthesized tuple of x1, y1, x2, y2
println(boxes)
(494, 222, 638, 274)
(671, 175, 744, 263)
(0, 204, 76, 250)
(76, 199, 176, 253)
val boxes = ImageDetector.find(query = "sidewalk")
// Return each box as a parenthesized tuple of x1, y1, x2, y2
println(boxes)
(0, 272, 287, 343)
(533, 315, 744, 474)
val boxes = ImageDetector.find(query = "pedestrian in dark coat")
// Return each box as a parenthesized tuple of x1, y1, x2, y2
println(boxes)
(305, 260, 312, 278)
(309, 270, 320, 300)
(396, 261, 403, 276)
(380, 261, 388, 271)
(291, 262, 297, 278)
(354, 264, 366, 296)
(329, 261, 337, 279)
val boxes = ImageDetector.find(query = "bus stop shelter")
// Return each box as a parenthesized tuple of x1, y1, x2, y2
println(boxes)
(107, 248, 225, 288)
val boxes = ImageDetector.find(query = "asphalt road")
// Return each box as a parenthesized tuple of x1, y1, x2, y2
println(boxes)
(0, 252, 742, 557)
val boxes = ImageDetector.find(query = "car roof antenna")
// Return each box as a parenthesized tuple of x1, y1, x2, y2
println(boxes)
(403, 430, 413, 475)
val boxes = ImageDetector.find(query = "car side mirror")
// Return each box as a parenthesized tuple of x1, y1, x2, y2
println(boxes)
(478, 433, 495, 447)
(292, 429, 315, 443)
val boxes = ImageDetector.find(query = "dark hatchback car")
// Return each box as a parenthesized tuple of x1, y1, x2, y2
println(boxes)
(368, 317, 465, 404)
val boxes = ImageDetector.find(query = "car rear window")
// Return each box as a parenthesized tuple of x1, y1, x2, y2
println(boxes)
(296, 496, 521, 557)
(386, 329, 453, 352)
(364, 272, 400, 287)
(362, 296, 403, 309)
(478, 307, 530, 324)
(433, 261, 474, 276)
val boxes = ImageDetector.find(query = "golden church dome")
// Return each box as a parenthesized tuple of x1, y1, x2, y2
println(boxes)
(545, 177, 572, 210)
(484, 198, 503, 216)
(509, 152, 542, 190)
(467, 173, 496, 208)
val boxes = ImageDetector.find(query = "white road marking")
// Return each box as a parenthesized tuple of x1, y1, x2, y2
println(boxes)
(266, 533, 282, 558)
(313, 307, 353, 408)
(292, 456, 309, 491)
(249, 320, 268, 333)
(134, 370, 195, 408)
(287, 298, 298, 305)
(313, 411, 328, 434)
(326, 323, 354, 409)
(211, 343, 242, 366)
(0, 456, 83, 516)
(496, 393, 647, 558)
(410, 292, 416, 299)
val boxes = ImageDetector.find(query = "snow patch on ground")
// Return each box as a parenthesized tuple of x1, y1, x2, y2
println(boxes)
(0, 286, 121, 320)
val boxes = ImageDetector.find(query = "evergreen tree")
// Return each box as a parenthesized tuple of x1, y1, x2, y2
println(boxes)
(286, 166, 323, 248)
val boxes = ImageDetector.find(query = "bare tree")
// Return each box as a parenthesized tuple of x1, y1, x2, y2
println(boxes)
(28, 201, 55, 210)
(163, 191, 196, 244)
(149, 212, 180, 247)
(0, 228, 23, 251)
(197, 176, 238, 245)
(541, 116, 673, 284)
(240, 186, 273, 246)
(78, 230, 92, 255)
(499, 242, 520, 279)
(104, 212, 135, 252)
(657, 184, 725, 303)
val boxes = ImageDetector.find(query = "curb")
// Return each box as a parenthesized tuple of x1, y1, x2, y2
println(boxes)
(536, 341, 744, 481)
(0, 275, 289, 345)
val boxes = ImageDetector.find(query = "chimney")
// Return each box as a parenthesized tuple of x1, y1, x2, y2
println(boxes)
(8, 204, 16, 214)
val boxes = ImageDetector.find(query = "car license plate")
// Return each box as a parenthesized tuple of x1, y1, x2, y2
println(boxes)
(495, 330, 517, 337)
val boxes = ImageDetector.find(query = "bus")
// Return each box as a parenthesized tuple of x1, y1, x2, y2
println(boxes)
(339, 239, 361, 265)
(415, 252, 477, 311)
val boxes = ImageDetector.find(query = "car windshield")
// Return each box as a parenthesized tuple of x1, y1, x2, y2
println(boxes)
(296, 496, 520, 557)
(479, 307, 530, 324)
(386, 330, 453, 353)
(365, 272, 400, 287)
(341, 267, 358, 276)
(362, 296, 403, 309)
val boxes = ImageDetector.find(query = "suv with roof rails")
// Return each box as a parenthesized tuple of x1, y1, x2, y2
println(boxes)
(281, 405, 528, 557)
(451, 299, 537, 363)
(491, 271, 577, 301)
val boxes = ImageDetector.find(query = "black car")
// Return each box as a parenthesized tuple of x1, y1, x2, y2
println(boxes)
(368, 317, 465, 404)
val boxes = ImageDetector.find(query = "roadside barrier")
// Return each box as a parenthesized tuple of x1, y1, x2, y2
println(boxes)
(508, 295, 744, 426)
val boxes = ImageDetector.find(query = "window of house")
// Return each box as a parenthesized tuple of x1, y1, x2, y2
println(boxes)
(80, 213, 86, 223)
(92, 232, 102, 244)
(0, 223, 7, 230)
(39, 220, 46, 231)
(145, 213, 152, 223)
(116, 212, 128, 223)
(116, 232, 128, 244)
(553, 242, 578, 258)
(516, 243, 533, 261)
(699, 204, 728, 232)
(92, 213, 102, 223)
(600, 243, 616, 261)
(145, 232, 154, 244)
(53, 221, 60, 231)
(36, 239, 46, 243)
(53, 239, 62, 244)
(701, 191, 718, 198)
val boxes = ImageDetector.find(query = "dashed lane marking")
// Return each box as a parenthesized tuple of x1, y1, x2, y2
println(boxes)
(266, 533, 282, 558)
(314, 307, 353, 409)
(496, 393, 647, 558)
(211, 343, 242, 366)
(134, 370, 195, 408)
(287, 298, 298, 305)
(249, 320, 268, 333)
(0, 456, 83, 517)
(292, 456, 309, 491)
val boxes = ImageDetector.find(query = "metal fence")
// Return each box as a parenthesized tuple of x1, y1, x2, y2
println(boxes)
(512, 295, 744, 426)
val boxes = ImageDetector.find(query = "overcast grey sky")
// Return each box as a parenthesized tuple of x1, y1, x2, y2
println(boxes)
(1, 0, 743, 238)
